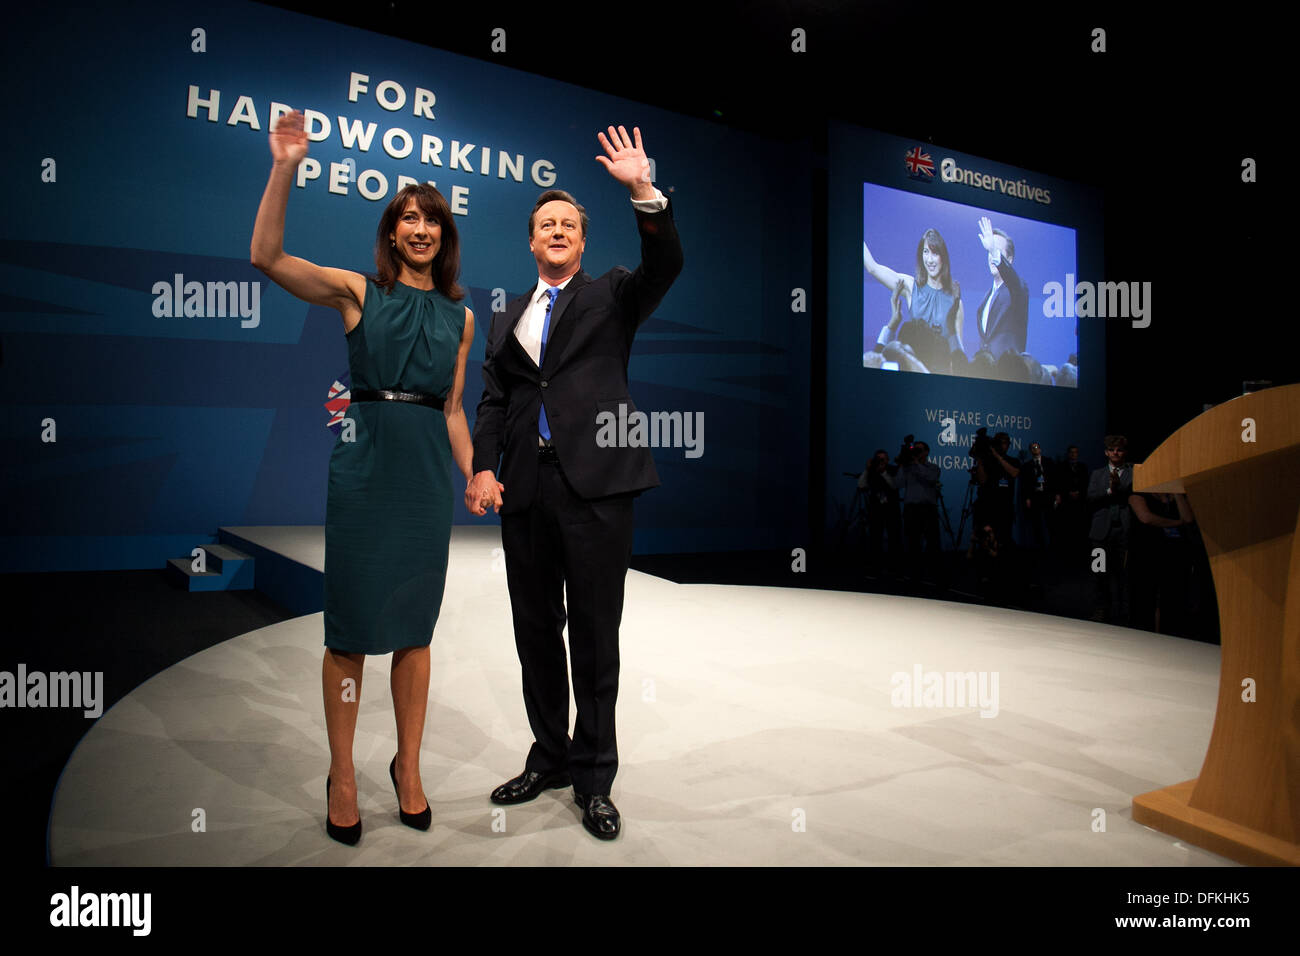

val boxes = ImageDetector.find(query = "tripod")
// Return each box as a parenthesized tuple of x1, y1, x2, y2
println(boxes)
(936, 481, 959, 551)
(953, 477, 979, 551)
(834, 472, 870, 552)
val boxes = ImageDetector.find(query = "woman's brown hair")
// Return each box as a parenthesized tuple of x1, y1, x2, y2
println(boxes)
(374, 184, 465, 300)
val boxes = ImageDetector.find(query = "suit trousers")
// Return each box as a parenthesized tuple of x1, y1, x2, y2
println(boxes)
(500, 456, 635, 795)
(903, 502, 941, 581)
(1091, 531, 1130, 623)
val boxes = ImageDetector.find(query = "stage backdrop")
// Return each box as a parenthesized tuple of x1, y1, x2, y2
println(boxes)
(0, 1, 810, 571)
(826, 122, 1106, 544)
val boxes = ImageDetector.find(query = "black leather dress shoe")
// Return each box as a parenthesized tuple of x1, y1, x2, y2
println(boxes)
(489, 768, 572, 805)
(574, 792, 621, 840)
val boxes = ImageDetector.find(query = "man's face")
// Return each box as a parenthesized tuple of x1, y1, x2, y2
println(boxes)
(915, 443, 929, 459)
(1030, 443, 1041, 457)
(529, 200, 586, 279)
(1105, 445, 1126, 466)
(1067, 447, 1079, 462)
(999, 437, 1011, 453)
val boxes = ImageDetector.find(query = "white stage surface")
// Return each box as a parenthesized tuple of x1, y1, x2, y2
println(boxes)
(49, 526, 1232, 866)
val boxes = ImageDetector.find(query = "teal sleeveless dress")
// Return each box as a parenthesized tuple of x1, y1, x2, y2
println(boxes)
(324, 278, 465, 654)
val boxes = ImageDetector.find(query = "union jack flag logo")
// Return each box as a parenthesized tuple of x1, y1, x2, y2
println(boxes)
(325, 372, 351, 431)
(905, 146, 935, 181)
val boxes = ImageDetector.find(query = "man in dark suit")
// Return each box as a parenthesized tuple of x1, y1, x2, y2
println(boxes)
(973, 216, 1029, 366)
(1019, 441, 1053, 551)
(467, 125, 683, 840)
(1052, 444, 1089, 556)
(1086, 435, 1133, 623)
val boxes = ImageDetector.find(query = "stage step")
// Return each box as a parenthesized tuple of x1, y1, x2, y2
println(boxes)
(164, 545, 255, 592)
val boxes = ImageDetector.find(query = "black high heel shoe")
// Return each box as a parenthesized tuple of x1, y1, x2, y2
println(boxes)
(389, 756, 432, 831)
(326, 775, 362, 846)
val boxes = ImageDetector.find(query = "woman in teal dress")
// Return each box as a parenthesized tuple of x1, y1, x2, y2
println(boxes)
(864, 228, 965, 362)
(251, 110, 476, 845)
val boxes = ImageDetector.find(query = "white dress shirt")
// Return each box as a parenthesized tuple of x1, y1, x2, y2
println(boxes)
(514, 189, 669, 365)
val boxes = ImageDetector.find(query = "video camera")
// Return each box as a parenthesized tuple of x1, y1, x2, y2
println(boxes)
(898, 434, 920, 466)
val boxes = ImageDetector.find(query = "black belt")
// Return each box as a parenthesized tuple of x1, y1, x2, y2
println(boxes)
(351, 388, 444, 410)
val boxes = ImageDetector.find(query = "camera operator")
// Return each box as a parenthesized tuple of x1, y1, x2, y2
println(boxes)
(898, 439, 943, 584)
(970, 429, 1019, 552)
(859, 448, 901, 573)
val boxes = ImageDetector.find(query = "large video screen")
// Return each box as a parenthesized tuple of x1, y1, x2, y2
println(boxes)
(861, 182, 1077, 387)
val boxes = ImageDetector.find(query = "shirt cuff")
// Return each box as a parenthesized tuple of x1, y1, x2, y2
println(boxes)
(631, 188, 668, 212)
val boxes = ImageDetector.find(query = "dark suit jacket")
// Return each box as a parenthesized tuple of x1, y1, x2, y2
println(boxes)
(1060, 459, 1089, 497)
(1019, 455, 1054, 502)
(1087, 464, 1133, 541)
(472, 202, 684, 514)
(975, 256, 1029, 360)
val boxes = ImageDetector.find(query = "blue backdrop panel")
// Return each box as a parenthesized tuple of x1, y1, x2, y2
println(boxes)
(0, 1, 810, 571)
(826, 123, 1106, 541)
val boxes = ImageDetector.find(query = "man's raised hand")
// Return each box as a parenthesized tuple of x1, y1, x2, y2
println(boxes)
(596, 125, 654, 198)
(270, 110, 309, 166)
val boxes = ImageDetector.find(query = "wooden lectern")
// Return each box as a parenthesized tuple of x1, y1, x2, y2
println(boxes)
(1131, 383, 1300, 865)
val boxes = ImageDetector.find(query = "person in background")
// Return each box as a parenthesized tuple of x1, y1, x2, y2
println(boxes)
(1128, 491, 1194, 635)
(898, 440, 943, 585)
(1019, 441, 1053, 552)
(1087, 435, 1133, 623)
(1053, 444, 1089, 559)
(860, 449, 902, 576)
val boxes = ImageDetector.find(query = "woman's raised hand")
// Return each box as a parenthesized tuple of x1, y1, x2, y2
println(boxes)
(270, 110, 309, 166)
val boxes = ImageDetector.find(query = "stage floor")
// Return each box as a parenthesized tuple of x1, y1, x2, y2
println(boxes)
(48, 526, 1231, 865)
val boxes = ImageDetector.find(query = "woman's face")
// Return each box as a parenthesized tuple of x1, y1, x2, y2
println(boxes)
(922, 243, 942, 279)
(390, 198, 442, 268)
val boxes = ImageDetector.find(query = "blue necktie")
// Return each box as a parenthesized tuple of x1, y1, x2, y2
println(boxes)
(538, 286, 559, 440)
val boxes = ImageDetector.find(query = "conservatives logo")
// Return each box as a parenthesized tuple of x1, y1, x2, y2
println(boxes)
(904, 146, 935, 182)
(325, 372, 351, 431)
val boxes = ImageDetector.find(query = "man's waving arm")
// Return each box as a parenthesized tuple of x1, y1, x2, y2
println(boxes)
(595, 125, 684, 326)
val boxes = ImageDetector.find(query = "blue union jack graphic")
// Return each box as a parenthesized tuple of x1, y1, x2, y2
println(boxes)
(905, 146, 935, 181)
(325, 372, 351, 431)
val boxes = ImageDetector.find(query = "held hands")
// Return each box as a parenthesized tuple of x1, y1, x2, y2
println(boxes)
(465, 470, 504, 516)
(596, 125, 655, 199)
(270, 110, 309, 167)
